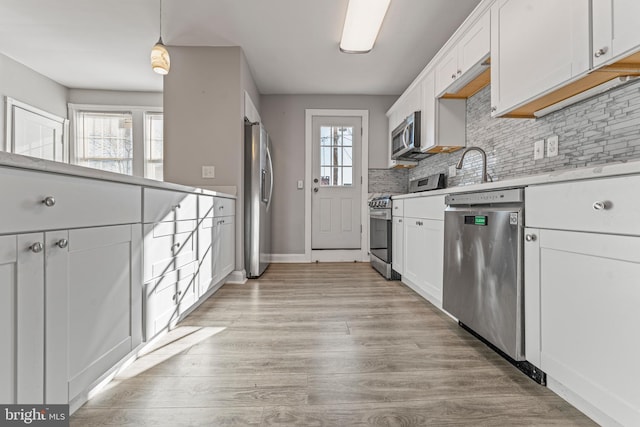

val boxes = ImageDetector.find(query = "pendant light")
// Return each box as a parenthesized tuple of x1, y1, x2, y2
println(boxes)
(150, 0, 170, 75)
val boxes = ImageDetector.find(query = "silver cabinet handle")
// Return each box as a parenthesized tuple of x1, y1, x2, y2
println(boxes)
(451, 73, 456, 80)
(593, 201, 610, 211)
(30, 242, 44, 253)
(525, 234, 537, 242)
(457, 70, 462, 76)
(42, 196, 56, 207)
(416, 221, 423, 226)
(594, 47, 608, 58)
(491, 106, 497, 113)
(56, 239, 68, 249)
(172, 242, 181, 250)
(172, 204, 181, 209)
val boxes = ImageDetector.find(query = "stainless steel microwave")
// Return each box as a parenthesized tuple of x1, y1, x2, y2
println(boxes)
(391, 111, 430, 161)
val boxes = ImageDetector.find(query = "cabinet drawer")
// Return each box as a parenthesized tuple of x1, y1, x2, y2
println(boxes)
(214, 197, 235, 217)
(526, 176, 640, 235)
(0, 167, 140, 234)
(199, 195, 214, 219)
(143, 220, 197, 281)
(404, 194, 445, 220)
(392, 199, 404, 217)
(143, 188, 198, 223)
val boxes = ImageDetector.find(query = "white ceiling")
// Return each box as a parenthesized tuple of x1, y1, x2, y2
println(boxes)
(0, 0, 481, 95)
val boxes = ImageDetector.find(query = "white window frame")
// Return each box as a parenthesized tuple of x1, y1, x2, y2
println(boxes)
(69, 103, 162, 179)
(5, 96, 69, 161)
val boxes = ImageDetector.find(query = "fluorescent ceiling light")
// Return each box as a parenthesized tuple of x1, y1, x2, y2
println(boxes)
(340, 0, 391, 54)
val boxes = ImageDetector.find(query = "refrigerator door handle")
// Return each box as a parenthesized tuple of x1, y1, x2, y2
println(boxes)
(261, 169, 267, 203)
(266, 144, 274, 211)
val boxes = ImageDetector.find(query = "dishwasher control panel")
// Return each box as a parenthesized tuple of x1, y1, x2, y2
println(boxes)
(445, 188, 524, 206)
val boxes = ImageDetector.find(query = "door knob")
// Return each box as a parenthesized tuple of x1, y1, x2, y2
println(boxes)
(313, 188, 319, 193)
(313, 178, 319, 183)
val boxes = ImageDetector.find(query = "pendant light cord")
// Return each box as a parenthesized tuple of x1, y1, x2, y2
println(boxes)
(159, 0, 163, 41)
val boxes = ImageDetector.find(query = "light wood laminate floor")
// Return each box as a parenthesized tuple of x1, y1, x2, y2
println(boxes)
(72, 263, 596, 426)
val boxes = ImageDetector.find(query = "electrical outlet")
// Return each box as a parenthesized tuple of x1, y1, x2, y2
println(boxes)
(448, 164, 457, 177)
(202, 165, 215, 178)
(534, 140, 545, 160)
(547, 135, 559, 157)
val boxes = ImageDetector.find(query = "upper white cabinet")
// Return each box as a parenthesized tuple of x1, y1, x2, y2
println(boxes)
(490, 0, 590, 117)
(592, 0, 640, 67)
(421, 71, 466, 154)
(435, 11, 491, 97)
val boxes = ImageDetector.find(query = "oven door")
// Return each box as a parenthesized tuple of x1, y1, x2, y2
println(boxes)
(369, 209, 392, 263)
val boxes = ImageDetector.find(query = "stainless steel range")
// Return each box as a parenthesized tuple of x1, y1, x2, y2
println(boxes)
(368, 195, 398, 280)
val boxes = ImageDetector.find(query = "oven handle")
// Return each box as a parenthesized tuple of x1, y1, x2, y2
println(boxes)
(369, 210, 392, 220)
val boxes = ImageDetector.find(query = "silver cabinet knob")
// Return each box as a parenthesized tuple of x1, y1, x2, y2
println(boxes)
(491, 106, 497, 113)
(313, 188, 319, 193)
(30, 242, 44, 253)
(172, 242, 181, 250)
(525, 234, 537, 242)
(42, 196, 56, 207)
(457, 70, 462, 75)
(594, 47, 608, 58)
(172, 204, 181, 209)
(56, 239, 68, 249)
(451, 73, 457, 80)
(593, 201, 610, 211)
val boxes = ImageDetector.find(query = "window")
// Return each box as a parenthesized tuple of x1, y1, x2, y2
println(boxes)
(5, 97, 68, 162)
(145, 112, 163, 181)
(69, 104, 163, 180)
(319, 125, 353, 186)
(74, 111, 133, 175)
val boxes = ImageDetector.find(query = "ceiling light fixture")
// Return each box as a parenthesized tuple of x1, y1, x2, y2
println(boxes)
(340, 0, 391, 54)
(150, 0, 170, 75)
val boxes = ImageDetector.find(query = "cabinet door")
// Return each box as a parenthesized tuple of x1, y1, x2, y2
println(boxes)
(0, 234, 44, 404)
(536, 229, 640, 427)
(392, 217, 404, 275)
(435, 49, 459, 97)
(219, 216, 236, 279)
(403, 218, 444, 307)
(47, 225, 142, 402)
(491, 0, 590, 116)
(458, 11, 491, 77)
(198, 217, 214, 296)
(592, 0, 640, 67)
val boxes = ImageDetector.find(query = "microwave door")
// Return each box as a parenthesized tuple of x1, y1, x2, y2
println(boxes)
(392, 126, 410, 159)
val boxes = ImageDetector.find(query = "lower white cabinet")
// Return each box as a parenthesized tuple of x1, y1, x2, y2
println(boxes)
(213, 215, 235, 284)
(392, 216, 404, 275)
(524, 228, 640, 427)
(0, 225, 142, 405)
(403, 217, 445, 308)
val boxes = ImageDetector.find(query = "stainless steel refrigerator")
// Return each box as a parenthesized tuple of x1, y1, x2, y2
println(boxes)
(244, 120, 273, 278)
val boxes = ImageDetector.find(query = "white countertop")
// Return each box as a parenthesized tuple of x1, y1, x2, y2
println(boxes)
(0, 152, 236, 199)
(393, 159, 640, 200)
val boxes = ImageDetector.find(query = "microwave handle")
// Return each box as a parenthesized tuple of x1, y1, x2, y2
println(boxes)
(402, 126, 410, 148)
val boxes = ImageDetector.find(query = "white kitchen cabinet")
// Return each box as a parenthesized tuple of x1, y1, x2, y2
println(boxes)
(402, 195, 446, 308)
(524, 228, 640, 427)
(592, 0, 640, 67)
(392, 216, 404, 276)
(213, 213, 235, 284)
(435, 11, 490, 97)
(421, 71, 466, 154)
(490, 0, 590, 117)
(0, 234, 44, 404)
(46, 225, 142, 403)
(198, 195, 215, 296)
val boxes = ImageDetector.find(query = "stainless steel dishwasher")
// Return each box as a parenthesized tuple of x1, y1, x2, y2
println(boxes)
(443, 188, 544, 383)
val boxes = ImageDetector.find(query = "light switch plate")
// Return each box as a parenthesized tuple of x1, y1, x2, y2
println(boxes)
(448, 165, 457, 177)
(202, 165, 215, 179)
(534, 140, 545, 160)
(547, 135, 559, 157)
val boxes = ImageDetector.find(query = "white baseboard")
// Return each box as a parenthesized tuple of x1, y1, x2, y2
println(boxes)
(400, 277, 443, 310)
(547, 377, 622, 427)
(225, 269, 247, 284)
(311, 249, 368, 263)
(269, 253, 309, 263)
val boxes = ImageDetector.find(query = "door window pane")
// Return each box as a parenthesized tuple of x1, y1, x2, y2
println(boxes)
(75, 111, 133, 175)
(145, 112, 163, 181)
(319, 125, 353, 187)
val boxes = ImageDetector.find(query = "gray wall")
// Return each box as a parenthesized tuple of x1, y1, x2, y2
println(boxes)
(0, 53, 68, 151)
(259, 94, 397, 255)
(68, 89, 163, 107)
(164, 46, 259, 273)
(410, 80, 640, 185)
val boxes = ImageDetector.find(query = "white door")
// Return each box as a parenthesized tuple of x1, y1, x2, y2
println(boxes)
(11, 104, 66, 162)
(311, 116, 362, 250)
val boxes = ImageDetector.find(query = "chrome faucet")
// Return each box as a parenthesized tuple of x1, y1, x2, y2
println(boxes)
(456, 146, 492, 183)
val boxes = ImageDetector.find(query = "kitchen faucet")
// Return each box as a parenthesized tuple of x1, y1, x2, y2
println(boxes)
(456, 146, 493, 183)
